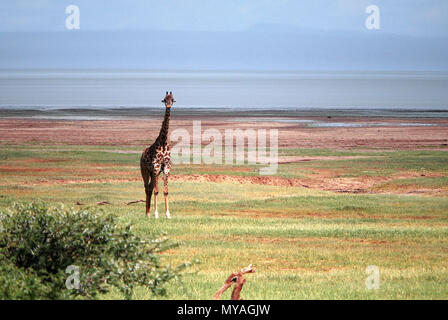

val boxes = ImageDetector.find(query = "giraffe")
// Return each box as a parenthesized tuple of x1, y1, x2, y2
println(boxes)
(140, 91, 175, 218)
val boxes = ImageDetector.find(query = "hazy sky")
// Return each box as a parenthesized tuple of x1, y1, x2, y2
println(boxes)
(0, 0, 447, 36)
(1, 1, 447, 70)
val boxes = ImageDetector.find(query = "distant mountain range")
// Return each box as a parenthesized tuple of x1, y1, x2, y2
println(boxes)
(1, 29, 447, 70)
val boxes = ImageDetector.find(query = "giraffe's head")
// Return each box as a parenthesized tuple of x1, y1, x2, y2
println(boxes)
(161, 91, 176, 108)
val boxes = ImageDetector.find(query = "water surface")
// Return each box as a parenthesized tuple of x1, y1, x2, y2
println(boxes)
(1, 70, 448, 113)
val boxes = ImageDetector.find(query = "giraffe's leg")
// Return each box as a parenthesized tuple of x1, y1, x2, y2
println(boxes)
(140, 163, 151, 217)
(163, 164, 171, 219)
(153, 173, 159, 219)
(146, 176, 155, 218)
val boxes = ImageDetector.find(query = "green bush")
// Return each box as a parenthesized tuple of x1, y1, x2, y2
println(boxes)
(0, 202, 189, 299)
(0, 260, 52, 299)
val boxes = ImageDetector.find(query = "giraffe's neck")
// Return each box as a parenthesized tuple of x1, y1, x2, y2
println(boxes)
(155, 107, 171, 146)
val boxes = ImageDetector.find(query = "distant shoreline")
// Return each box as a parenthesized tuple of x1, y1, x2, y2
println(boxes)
(1, 107, 448, 120)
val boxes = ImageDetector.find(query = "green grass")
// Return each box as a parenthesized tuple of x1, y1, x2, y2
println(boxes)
(0, 144, 447, 299)
(372, 177, 448, 192)
(277, 150, 448, 179)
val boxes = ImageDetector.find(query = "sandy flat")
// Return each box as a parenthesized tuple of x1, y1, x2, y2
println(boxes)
(0, 116, 447, 150)
(1, 115, 447, 195)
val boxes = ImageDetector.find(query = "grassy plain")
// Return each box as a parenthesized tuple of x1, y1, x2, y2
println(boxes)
(1, 142, 447, 299)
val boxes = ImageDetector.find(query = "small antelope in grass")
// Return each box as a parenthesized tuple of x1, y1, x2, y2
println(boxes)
(140, 91, 175, 218)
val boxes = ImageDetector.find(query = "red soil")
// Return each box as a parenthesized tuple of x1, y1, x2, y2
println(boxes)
(1, 117, 447, 149)
(1, 117, 447, 195)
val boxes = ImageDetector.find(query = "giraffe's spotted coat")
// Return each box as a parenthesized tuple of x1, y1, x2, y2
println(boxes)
(141, 144, 171, 176)
(140, 91, 175, 217)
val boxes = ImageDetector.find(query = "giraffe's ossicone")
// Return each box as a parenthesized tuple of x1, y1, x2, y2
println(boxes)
(140, 91, 175, 218)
